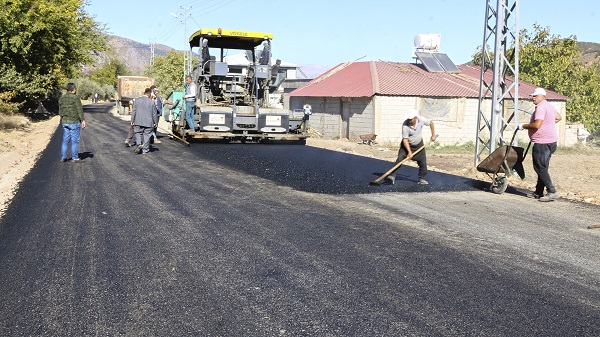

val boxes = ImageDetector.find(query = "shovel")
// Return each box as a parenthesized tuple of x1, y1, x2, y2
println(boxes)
(157, 126, 191, 146)
(369, 135, 438, 186)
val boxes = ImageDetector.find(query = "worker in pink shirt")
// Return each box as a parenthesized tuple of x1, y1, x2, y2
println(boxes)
(519, 87, 562, 202)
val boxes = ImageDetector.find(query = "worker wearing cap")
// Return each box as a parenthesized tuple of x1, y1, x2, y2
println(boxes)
(518, 87, 562, 202)
(387, 109, 436, 185)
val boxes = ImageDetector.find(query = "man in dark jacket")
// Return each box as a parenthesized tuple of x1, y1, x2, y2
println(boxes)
(58, 82, 86, 162)
(131, 88, 158, 154)
(150, 85, 163, 143)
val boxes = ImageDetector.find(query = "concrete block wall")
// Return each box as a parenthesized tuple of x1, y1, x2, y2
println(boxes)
(420, 97, 476, 146)
(292, 94, 569, 146)
(377, 96, 480, 146)
(345, 98, 374, 138)
(291, 96, 375, 139)
(377, 96, 417, 145)
(296, 97, 341, 138)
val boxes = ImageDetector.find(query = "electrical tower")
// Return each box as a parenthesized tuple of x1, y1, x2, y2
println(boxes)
(475, 0, 520, 166)
(171, 6, 192, 86)
(149, 38, 155, 66)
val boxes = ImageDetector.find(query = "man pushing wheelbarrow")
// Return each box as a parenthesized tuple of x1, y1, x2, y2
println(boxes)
(519, 87, 562, 202)
(478, 87, 562, 200)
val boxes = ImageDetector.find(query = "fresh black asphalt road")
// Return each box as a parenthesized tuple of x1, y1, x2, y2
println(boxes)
(1, 104, 599, 336)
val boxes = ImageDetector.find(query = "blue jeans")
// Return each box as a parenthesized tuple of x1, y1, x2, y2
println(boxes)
(61, 122, 81, 160)
(185, 101, 195, 130)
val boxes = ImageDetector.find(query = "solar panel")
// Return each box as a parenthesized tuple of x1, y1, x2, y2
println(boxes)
(415, 51, 445, 72)
(415, 51, 461, 73)
(433, 53, 460, 73)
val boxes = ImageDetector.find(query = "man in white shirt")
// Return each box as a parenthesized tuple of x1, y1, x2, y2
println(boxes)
(184, 75, 197, 131)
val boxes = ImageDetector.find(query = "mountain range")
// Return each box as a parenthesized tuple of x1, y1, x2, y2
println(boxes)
(95, 35, 328, 79)
(96, 35, 600, 79)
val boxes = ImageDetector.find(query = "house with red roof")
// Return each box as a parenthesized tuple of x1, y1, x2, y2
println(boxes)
(287, 61, 572, 146)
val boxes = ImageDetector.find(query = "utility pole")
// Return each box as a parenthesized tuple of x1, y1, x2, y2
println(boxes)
(475, 0, 520, 166)
(171, 6, 192, 86)
(149, 38, 155, 66)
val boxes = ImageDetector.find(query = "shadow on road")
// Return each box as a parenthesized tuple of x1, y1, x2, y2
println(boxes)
(191, 142, 503, 195)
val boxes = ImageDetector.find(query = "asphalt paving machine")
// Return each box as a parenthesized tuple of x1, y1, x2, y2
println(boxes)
(171, 28, 307, 143)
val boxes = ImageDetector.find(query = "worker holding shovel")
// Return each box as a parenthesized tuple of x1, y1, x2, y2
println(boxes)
(387, 109, 436, 185)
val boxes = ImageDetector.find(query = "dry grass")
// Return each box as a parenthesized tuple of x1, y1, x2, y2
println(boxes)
(0, 115, 30, 130)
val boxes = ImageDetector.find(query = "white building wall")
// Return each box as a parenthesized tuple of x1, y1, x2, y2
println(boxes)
(290, 96, 374, 139)
(292, 94, 569, 146)
(376, 96, 416, 145)
(376, 96, 568, 147)
(345, 97, 374, 138)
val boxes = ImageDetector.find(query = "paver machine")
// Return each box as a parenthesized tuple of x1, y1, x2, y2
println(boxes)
(173, 28, 307, 143)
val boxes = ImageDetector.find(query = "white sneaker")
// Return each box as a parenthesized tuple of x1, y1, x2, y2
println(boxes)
(539, 192, 561, 202)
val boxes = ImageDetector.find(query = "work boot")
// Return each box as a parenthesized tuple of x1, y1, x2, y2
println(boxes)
(418, 178, 429, 185)
(387, 175, 396, 185)
(539, 192, 561, 202)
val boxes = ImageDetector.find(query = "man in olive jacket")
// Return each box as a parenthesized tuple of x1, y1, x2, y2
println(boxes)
(58, 82, 86, 162)
(131, 88, 158, 154)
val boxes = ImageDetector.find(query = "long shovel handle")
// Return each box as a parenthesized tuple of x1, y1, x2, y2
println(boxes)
(369, 135, 438, 185)
(157, 126, 190, 146)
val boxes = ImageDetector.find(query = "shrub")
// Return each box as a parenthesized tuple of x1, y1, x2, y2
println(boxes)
(0, 91, 21, 116)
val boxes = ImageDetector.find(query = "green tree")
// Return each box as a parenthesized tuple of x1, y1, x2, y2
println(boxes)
(0, 0, 106, 110)
(472, 24, 600, 131)
(145, 50, 193, 94)
(100, 84, 116, 101)
(90, 53, 130, 87)
(519, 24, 600, 132)
(70, 77, 101, 101)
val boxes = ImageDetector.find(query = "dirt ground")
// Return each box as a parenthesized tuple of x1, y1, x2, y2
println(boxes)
(1, 114, 599, 219)
(310, 137, 600, 205)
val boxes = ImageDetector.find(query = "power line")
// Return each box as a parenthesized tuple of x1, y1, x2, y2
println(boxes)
(154, 19, 179, 41)
(188, 0, 236, 17)
(181, 0, 219, 8)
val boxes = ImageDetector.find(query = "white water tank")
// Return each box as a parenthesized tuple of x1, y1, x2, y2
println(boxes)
(414, 34, 441, 51)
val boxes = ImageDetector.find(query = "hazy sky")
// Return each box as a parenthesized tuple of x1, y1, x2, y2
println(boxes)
(85, 0, 600, 67)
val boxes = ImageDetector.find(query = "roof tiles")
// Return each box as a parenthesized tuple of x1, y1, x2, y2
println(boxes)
(289, 61, 569, 101)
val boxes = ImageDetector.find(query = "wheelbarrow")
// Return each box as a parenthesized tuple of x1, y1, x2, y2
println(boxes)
(476, 130, 531, 194)
(359, 133, 377, 145)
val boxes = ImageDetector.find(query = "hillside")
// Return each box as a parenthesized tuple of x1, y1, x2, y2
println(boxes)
(89, 35, 175, 75)
(578, 41, 600, 69)
(90, 35, 327, 78)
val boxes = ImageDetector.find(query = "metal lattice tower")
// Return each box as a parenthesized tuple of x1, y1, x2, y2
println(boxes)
(172, 6, 192, 86)
(475, 0, 520, 166)
(182, 6, 191, 80)
(149, 39, 155, 66)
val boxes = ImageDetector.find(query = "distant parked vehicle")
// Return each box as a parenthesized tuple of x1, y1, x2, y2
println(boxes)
(116, 76, 154, 114)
